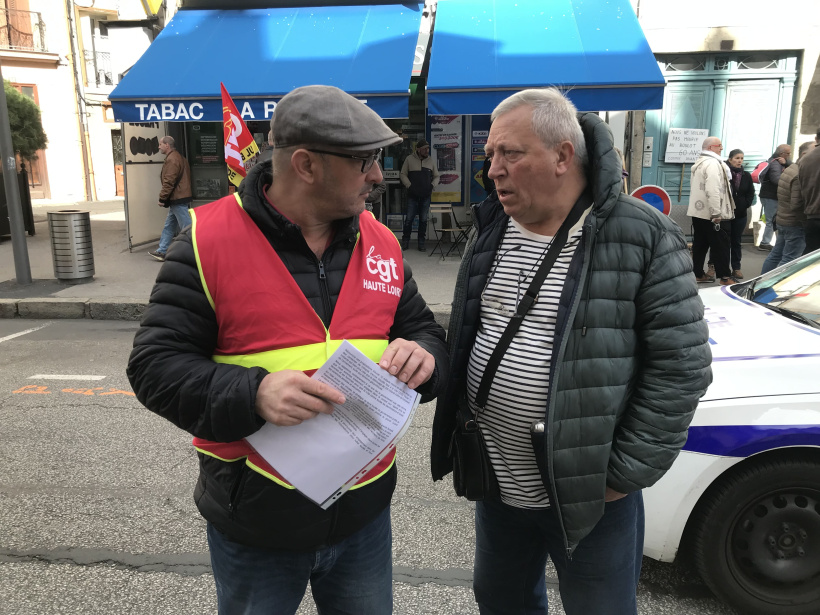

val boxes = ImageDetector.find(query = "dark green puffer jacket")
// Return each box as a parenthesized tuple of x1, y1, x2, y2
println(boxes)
(430, 113, 713, 554)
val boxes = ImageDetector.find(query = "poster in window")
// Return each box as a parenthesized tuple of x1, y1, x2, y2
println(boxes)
(430, 115, 462, 203)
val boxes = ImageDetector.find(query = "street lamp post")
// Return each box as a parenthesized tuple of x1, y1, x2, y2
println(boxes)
(0, 63, 32, 285)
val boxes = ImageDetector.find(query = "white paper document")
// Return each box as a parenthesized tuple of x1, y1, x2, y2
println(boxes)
(245, 340, 421, 509)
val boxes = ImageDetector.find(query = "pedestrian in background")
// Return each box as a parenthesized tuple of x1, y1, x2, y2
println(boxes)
(688, 137, 736, 285)
(725, 148, 756, 279)
(400, 139, 440, 251)
(149, 136, 192, 262)
(761, 140, 815, 273)
(758, 143, 792, 251)
(481, 154, 495, 197)
(128, 85, 448, 615)
(431, 88, 711, 615)
(366, 180, 387, 223)
(798, 128, 820, 254)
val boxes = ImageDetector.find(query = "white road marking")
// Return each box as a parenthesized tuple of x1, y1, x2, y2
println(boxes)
(28, 374, 107, 381)
(0, 322, 52, 344)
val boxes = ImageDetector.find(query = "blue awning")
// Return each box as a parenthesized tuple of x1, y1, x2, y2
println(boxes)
(426, 0, 665, 115)
(109, 4, 424, 122)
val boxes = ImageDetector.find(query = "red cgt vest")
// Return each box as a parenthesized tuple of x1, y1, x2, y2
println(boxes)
(190, 193, 404, 491)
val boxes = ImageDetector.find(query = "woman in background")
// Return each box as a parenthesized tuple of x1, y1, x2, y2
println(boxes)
(725, 148, 756, 279)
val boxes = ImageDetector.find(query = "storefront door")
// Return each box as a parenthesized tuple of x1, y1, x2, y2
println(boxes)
(643, 52, 797, 232)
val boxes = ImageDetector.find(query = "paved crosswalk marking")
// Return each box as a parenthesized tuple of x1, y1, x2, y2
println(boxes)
(28, 375, 107, 381)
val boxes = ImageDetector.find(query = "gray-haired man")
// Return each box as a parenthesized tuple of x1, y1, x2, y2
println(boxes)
(431, 88, 712, 614)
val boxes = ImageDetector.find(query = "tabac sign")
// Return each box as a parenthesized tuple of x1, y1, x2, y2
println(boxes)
(110, 95, 402, 123)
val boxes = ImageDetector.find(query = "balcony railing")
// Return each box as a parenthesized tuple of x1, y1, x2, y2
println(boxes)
(84, 49, 113, 87)
(0, 9, 46, 52)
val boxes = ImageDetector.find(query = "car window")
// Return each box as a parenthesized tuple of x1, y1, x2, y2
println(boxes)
(748, 251, 820, 327)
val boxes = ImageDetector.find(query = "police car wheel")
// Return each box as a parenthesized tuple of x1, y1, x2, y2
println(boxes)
(692, 456, 820, 615)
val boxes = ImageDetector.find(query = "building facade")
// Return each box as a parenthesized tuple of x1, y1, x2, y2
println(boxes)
(0, 0, 160, 202)
(630, 0, 820, 227)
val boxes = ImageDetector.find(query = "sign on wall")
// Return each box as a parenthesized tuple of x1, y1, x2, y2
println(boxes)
(124, 122, 167, 163)
(430, 115, 462, 203)
(664, 128, 709, 164)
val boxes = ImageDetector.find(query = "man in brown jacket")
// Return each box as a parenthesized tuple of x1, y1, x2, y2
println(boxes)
(761, 141, 815, 273)
(799, 128, 820, 254)
(149, 136, 193, 262)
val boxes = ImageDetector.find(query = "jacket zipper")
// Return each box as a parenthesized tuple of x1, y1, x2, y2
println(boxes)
(317, 259, 332, 322)
(580, 225, 599, 336)
(227, 464, 247, 520)
(546, 221, 595, 559)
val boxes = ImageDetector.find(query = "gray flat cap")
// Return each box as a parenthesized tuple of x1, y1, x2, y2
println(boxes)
(273, 85, 402, 152)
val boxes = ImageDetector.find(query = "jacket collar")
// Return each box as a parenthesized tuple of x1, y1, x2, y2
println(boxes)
(698, 150, 732, 183)
(577, 113, 626, 223)
(700, 150, 725, 163)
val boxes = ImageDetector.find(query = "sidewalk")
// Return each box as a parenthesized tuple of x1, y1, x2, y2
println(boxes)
(0, 199, 462, 321)
(0, 198, 771, 321)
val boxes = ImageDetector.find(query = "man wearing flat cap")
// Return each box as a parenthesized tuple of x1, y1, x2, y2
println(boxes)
(128, 85, 448, 614)
(400, 138, 440, 251)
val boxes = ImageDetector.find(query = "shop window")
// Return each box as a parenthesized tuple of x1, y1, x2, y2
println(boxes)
(186, 122, 229, 201)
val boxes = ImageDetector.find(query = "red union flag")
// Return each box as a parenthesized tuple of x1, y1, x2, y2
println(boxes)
(221, 82, 260, 187)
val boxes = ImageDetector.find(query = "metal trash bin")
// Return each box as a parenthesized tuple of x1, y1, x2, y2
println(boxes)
(48, 210, 95, 282)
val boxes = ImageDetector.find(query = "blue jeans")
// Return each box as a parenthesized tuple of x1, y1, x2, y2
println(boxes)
(158, 203, 193, 254)
(207, 507, 393, 615)
(474, 492, 644, 615)
(760, 197, 778, 246)
(402, 195, 430, 247)
(761, 224, 806, 274)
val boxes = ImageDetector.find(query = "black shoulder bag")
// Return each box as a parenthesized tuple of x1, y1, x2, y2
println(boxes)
(450, 191, 591, 501)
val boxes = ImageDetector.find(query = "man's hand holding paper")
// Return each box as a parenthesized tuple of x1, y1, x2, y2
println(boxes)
(256, 339, 433, 428)
(246, 341, 424, 508)
(379, 338, 435, 389)
(255, 370, 346, 427)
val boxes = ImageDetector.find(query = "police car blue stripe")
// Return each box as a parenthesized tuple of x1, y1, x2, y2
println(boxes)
(713, 353, 820, 362)
(684, 425, 820, 457)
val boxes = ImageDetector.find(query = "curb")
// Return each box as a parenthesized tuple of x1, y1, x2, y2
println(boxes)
(0, 298, 452, 328)
(1, 298, 147, 321)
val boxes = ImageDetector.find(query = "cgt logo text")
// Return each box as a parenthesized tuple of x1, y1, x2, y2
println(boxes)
(364, 246, 401, 297)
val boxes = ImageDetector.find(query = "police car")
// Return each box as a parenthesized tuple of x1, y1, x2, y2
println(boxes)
(643, 249, 820, 615)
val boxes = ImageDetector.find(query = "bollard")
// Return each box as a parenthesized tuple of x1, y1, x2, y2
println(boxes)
(47, 210, 95, 282)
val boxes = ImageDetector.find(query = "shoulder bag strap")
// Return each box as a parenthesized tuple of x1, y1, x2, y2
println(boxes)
(474, 190, 592, 411)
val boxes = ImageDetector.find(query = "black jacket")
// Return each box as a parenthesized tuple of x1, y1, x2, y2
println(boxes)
(730, 168, 755, 218)
(760, 157, 790, 200)
(431, 113, 711, 553)
(127, 160, 448, 550)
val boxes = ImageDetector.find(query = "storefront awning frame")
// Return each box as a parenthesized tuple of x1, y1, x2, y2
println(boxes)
(426, 0, 666, 115)
(109, 3, 425, 121)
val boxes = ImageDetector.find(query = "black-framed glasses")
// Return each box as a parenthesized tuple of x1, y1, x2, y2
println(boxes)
(307, 148, 382, 173)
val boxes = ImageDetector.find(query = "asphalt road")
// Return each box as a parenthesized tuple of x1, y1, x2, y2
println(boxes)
(0, 320, 739, 615)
